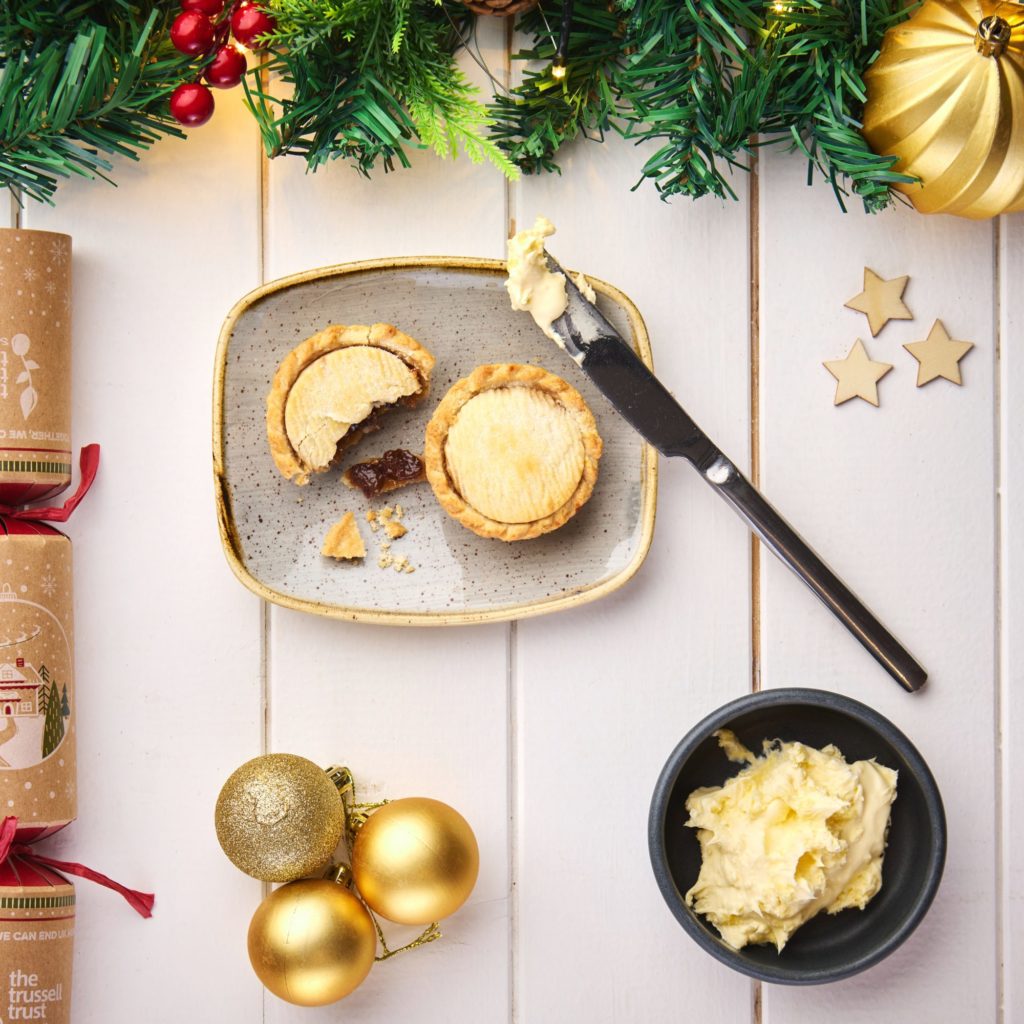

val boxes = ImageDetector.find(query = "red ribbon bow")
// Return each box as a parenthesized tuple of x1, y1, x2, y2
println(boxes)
(0, 445, 100, 520)
(0, 816, 153, 918)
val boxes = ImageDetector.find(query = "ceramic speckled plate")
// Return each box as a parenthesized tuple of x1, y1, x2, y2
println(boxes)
(213, 258, 657, 625)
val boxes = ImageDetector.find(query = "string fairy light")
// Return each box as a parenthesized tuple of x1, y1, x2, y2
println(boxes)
(551, 0, 575, 79)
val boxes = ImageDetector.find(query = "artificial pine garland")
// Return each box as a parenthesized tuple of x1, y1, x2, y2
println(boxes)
(0, 0, 918, 211)
(0, 2, 194, 204)
(495, 0, 917, 211)
(243, 0, 517, 177)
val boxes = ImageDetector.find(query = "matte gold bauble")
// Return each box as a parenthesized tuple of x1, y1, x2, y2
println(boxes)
(352, 797, 479, 925)
(248, 877, 376, 1006)
(215, 754, 345, 882)
(863, 0, 1024, 218)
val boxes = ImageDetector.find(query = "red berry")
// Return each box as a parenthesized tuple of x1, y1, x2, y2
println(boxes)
(206, 45, 248, 88)
(230, 3, 277, 49)
(170, 82, 215, 126)
(170, 11, 216, 56)
(180, 0, 224, 14)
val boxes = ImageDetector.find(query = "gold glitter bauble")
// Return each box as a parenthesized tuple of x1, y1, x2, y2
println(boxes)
(215, 754, 345, 882)
(352, 797, 479, 925)
(248, 878, 376, 1006)
(863, 0, 1024, 218)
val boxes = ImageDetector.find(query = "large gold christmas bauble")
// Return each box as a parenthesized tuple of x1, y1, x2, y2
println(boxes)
(352, 797, 479, 925)
(248, 878, 376, 1006)
(863, 0, 1024, 218)
(215, 754, 346, 882)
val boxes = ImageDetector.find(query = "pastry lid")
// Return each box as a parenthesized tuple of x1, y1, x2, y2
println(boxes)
(214, 257, 657, 626)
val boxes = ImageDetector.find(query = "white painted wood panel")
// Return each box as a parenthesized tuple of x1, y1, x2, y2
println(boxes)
(265, 613, 510, 1024)
(758, 148, 998, 1021)
(1, 32, 1017, 1024)
(262, 21, 510, 281)
(262, 25, 514, 1024)
(999, 214, 1022, 1024)
(513, 148, 755, 1022)
(22, 93, 266, 1022)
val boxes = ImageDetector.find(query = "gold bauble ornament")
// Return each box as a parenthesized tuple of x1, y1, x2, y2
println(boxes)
(215, 754, 346, 882)
(247, 871, 376, 1006)
(352, 797, 479, 926)
(863, 0, 1024, 219)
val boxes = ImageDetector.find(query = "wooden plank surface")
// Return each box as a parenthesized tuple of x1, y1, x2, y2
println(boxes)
(22, 93, 266, 1021)
(512, 146, 755, 1022)
(1, 34, 1017, 1024)
(261, 25, 515, 1024)
(758, 147, 999, 1021)
(1000, 215, 1022, 1024)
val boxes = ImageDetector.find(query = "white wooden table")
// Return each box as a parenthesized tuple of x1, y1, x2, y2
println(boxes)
(12, 29, 1022, 1022)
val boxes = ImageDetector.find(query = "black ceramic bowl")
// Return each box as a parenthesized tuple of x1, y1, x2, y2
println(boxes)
(649, 688, 946, 985)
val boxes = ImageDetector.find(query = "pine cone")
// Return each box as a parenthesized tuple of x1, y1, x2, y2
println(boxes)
(460, 0, 540, 14)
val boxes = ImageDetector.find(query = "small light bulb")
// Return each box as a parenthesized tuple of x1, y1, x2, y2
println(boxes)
(551, 58, 567, 80)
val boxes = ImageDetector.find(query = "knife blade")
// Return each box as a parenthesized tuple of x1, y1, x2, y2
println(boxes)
(546, 256, 927, 693)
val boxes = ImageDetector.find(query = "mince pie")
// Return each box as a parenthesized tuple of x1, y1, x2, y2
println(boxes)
(267, 324, 434, 485)
(424, 364, 601, 541)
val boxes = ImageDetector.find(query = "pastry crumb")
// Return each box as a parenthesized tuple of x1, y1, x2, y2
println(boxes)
(369, 504, 416, 572)
(321, 512, 365, 560)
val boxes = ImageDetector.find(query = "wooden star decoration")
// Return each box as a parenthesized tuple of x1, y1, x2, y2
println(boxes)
(844, 268, 912, 336)
(903, 320, 974, 386)
(824, 338, 893, 407)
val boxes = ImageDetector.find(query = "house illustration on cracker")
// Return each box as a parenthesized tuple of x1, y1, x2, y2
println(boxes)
(0, 658, 42, 717)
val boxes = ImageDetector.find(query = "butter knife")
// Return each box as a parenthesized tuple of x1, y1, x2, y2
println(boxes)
(546, 256, 927, 693)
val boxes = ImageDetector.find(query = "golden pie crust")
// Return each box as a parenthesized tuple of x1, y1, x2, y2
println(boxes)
(267, 324, 434, 485)
(424, 364, 602, 541)
(321, 511, 366, 560)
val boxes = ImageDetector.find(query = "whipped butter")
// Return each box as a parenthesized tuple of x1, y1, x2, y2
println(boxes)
(505, 216, 594, 344)
(684, 730, 897, 952)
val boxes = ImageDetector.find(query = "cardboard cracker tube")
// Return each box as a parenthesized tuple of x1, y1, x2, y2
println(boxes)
(0, 853, 74, 1024)
(0, 228, 72, 506)
(0, 519, 75, 840)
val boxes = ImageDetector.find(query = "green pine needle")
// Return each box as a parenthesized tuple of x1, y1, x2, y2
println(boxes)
(0, 2, 196, 205)
(2, 0, 921, 210)
(495, 0, 920, 212)
(249, 0, 519, 180)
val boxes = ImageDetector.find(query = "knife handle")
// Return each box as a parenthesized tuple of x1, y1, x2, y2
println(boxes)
(699, 453, 927, 693)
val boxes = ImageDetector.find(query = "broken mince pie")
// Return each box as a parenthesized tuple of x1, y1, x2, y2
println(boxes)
(267, 323, 434, 485)
(424, 364, 602, 542)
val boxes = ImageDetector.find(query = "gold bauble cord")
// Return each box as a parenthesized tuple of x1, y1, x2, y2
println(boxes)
(247, 866, 377, 1007)
(862, 0, 1024, 219)
(351, 797, 480, 926)
(217, 760, 473, 1005)
(214, 753, 347, 882)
